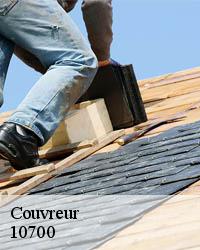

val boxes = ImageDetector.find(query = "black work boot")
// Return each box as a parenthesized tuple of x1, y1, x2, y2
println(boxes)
(0, 123, 44, 170)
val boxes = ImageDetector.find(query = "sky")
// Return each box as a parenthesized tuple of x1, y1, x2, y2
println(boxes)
(2, 0, 200, 112)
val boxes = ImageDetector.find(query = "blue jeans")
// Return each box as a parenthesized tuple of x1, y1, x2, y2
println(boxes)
(0, 0, 97, 145)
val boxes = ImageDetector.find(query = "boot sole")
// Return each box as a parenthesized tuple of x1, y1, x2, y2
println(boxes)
(0, 142, 17, 164)
(0, 142, 47, 170)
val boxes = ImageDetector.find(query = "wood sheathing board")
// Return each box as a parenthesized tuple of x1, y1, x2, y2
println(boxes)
(139, 67, 200, 131)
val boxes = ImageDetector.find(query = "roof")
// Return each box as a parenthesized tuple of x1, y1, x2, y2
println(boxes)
(1, 66, 200, 249)
(23, 120, 200, 249)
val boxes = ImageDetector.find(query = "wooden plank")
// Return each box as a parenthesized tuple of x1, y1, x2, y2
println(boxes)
(7, 173, 52, 196)
(144, 99, 164, 107)
(0, 163, 54, 183)
(65, 98, 113, 143)
(39, 139, 98, 159)
(0, 130, 125, 205)
(0, 180, 17, 189)
(138, 67, 200, 88)
(116, 113, 185, 146)
(94, 143, 121, 154)
(146, 91, 200, 114)
(144, 108, 200, 137)
(123, 101, 200, 142)
(141, 78, 200, 103)
(0, 173, 53, 206)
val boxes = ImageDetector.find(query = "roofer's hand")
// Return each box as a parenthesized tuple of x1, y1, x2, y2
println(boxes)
(14, 46, 47, 74)
(98, 59, 120, 67)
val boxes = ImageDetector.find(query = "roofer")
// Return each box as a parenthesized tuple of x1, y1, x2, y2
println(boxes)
(0, 0, 113, 170)
(15, 0, 113, 72)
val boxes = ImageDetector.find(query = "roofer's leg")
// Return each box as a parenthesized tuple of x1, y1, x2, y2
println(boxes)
(0, 0, 97, 169)
(81, 0, 113, 65)
(0, 35, 14, 107)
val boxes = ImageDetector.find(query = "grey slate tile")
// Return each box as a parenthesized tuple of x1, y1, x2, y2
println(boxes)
(24, 120, 200, 250)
